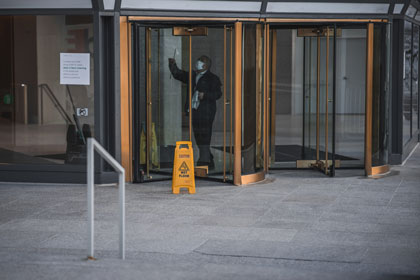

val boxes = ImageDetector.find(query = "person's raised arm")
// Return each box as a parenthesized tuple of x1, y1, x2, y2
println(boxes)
(168, 58, 189, 84)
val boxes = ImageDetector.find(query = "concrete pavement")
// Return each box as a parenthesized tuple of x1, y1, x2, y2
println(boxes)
(0, 146, 419, 279)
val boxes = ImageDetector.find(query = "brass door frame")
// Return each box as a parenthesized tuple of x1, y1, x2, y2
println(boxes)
(255, 24, 263, 171)
(233, 21, 242, 185)
(264, 24, 270, 172)
(229, 26, 234, 176)
(145, 28, 152, 177)
(312, 27, 333, 175)
(269, 29, 277, 166)
(120, 17, 132, 181)
(121, 16, 244, 183)
(222, 25, 234, 182)
(365, 23, 374, 176)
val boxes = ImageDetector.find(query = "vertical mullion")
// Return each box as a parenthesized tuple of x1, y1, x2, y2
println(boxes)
(230, 27, 233, 175)
(316, 36, 320, 162)
(365, 23, 374, 176)
(234, 22, 243, 185)
(325, 28, 329, 174)
(146, 28, 151, 177)
(270, 30, 278, 165)
(189, 35, 192, 142)
(331, 24, 337, 177)
(264, 24, 270, 171)
(411, 23, 414, 138)
(223, 25, 227, 181)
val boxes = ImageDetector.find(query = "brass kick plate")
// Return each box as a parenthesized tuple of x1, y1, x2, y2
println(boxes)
(173, 27, 208, 36)
(195, 166, 208, 177)
(297, 28, 342, 37)
(296, 160, 341, 168)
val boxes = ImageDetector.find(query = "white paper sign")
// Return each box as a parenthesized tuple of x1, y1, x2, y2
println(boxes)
(60, 53, 90, 85)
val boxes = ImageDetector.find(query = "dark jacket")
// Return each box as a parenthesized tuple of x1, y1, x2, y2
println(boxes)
(169, 63, 222, 122)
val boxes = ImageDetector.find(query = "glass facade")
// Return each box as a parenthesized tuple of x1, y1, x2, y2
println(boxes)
(335, 27, 367, 167)
(413, 25, 419, 135)
(0, 4, 416, 183)
(403, 20, 420, 148)
(403, 21, 412, 145)
(269, 28, 305, 168)
(0, 15, 94, 166)
(242, 24, 264, 175)
(372, 23, 390, 166)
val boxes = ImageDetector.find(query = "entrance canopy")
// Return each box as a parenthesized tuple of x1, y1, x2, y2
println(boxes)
(118, 0, 413, 16)
(1, 0, 417, 18)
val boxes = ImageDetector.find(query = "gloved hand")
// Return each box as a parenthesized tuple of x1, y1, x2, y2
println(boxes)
(168, 58, 176, 66)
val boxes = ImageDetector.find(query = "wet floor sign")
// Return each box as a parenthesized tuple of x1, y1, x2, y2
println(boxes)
(172, 141, 195, 194)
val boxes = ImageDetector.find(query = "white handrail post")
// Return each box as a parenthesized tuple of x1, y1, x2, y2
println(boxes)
(119, 170, 125, 259)
(86, 137, 125, 260)
(87, 138, 95, 258)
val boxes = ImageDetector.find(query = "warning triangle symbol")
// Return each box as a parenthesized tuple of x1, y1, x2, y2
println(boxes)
(179, 161, 189, 172)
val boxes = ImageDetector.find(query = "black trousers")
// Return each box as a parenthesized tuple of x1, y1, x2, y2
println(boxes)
(192, 109, 214, 164)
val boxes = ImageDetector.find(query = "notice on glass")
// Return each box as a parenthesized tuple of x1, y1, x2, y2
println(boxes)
(60, 53, 90, 85)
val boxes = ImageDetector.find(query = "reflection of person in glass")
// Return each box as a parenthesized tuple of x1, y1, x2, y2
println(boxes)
(169, 55, 222, 169)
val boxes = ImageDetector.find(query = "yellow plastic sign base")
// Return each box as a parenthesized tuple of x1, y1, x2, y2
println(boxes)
(172, 141, 195, 194)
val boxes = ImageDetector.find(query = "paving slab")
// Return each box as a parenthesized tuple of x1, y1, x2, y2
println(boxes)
(0, 146, 419, 279)
(195, 239, 368, 263)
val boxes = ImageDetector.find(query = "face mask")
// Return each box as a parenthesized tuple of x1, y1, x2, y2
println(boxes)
(195, 60, 205, 71)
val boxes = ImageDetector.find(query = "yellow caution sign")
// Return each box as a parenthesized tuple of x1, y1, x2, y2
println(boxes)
(172, 141, 195, 194)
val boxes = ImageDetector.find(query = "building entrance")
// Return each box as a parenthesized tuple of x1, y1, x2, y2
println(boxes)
(131, 23, 234, 183)
(120, 18, 386, 184)
(268, 24, 370, 176)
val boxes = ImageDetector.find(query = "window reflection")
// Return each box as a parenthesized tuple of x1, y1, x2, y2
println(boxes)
(403, 21, 412, 145)
(242, 24, 264, 174)
(0, 15, 94, 165)
(372, 24, 389, 166)
(412, 25, 419, 135)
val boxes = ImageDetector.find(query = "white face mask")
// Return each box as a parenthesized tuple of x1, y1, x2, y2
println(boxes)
(195, 60, 205, 71)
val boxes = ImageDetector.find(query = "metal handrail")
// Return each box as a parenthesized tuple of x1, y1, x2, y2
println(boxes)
(38, 84, 73, 124)
(87, 138, 126, 260)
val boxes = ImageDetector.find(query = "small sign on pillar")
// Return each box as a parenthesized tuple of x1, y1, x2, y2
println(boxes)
(172, 141, 195, 194)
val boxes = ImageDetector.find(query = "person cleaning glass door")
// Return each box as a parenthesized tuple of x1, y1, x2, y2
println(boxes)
(168, 55, 222, 169)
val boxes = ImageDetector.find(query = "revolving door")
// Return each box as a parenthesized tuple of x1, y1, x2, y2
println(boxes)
(268, 23, 375, 176)
(131, 23, 235, 183)
(268, 25, 338, 175)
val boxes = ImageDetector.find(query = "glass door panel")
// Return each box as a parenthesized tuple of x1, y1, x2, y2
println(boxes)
(190, 25, 234, 182)
(302, 27, 335, 175)
(242, 23, 265, 175)
(133, 25, 187, 182)
(336, 26, 366, 167)
(303, 35, 318, 162)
